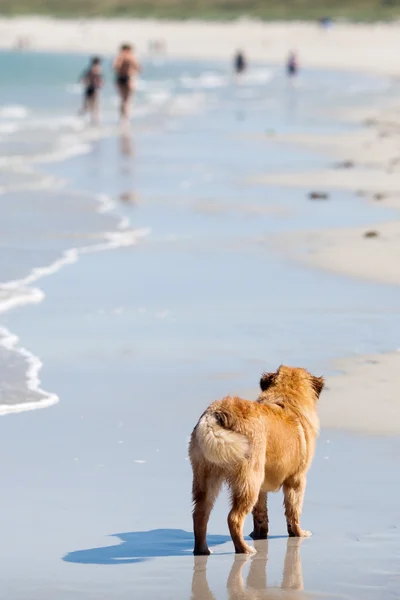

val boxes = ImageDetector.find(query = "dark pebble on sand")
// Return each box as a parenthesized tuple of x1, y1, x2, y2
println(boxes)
(364, 230, 379, 238)
(373, 193, 385, 201)
(309, 191, 329, 200)
(334, 160, 354, 169)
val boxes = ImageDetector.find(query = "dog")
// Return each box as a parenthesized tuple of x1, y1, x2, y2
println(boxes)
(189, 365, 324, 555)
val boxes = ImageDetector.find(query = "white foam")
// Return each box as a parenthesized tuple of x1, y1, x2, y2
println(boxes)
(0, 122, 21, 134)
(241, 68, 276, 86)
(0, 326, 59, 416)
(0, 105, 29, 119)
(25, 115, 86, 132)
(147, 90, 172, 106)
(180, 71, 228, 90)
(169, 93, 206, 116)
(0, 286, 44, 314)
(0, 142, 91, 169)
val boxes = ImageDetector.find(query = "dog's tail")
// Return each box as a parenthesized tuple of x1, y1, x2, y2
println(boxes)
(192, 402, 251, 467)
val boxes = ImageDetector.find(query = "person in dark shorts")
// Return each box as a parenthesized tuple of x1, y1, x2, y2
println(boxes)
(286, 51, 299, 77)
(234, 50, 247, 77)
(113, 44, 141, 122)
(80, 57, 103, 124)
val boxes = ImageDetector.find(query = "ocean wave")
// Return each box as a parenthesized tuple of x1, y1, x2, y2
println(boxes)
(0, 327, 59, 416)
(0, 190, 151, 417)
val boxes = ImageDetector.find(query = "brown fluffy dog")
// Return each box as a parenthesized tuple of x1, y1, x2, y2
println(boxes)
(189, 365, 324, 555)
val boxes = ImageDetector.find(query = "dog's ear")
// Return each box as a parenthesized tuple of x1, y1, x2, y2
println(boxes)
(312, 375, 325, 397)
(260, 372, 276, 392)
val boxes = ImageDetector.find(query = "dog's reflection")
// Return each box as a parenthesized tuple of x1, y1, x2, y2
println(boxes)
(192, 538, 310, 600)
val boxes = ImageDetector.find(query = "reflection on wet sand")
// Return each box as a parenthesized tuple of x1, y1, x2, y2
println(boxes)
(120, 130, 134, 157)
(192, 538, 311, 600)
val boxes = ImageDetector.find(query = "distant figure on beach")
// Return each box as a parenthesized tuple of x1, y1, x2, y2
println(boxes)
(113, 44, 141, 122)
(79, 56, 103, 124)
(15, 35, 32, 50)
(319, 16, 333, 29)
(148, 39, 167, 56)
(286, 51, 299, 78)
(234, 50, 247, 77)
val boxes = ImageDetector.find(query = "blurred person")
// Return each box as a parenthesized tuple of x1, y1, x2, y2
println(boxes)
(234, 50, 247, 77)
(113, 44, 141, 122)
(79, 56, 103, 124)
(286, 51, 299, 78)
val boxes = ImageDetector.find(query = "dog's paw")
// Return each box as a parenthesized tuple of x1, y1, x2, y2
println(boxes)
(193, 547, 211, 556)
(236, 544, 256, 555)
(300, 530, 312, 538)
(249, 528, 268, 540)
(289, 529, 312, 538)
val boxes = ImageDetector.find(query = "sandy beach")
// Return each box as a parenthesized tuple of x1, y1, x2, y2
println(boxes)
(0, 17, 399, 600)
(1, 17, 400, 76)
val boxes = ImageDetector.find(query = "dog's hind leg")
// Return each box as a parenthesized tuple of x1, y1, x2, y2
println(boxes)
(283, 475, 311, 538)
(249, 491, 268, 540)
(192, 463, 223, 555)
(228, 471, 263, 554)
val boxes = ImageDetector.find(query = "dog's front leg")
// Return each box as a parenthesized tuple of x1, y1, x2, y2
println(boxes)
(249, 491, 268, 540)
(283, 475, 311, 538)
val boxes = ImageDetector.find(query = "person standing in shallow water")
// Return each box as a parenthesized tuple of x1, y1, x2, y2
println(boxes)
(80, 57, 103, 124)
(234, 50, 247, 78)
(286, 51, 299, 78)
(113, 44, 141, 122)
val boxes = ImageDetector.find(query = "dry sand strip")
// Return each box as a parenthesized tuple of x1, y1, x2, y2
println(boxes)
(271, 221, 400, 286)
(251, 167, 400, 194)
(242, 352, 400, 436)
(249, 104, 400, 286)
(245, 129, 400, 170)
(320, 352, 400, 436)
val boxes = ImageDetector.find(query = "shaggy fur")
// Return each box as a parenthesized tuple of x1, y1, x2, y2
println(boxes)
(189, 365, 324, 555)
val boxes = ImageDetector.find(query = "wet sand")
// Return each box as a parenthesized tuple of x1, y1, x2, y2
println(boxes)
(251, 93, 400, 287)
(0, 52, 399, 600)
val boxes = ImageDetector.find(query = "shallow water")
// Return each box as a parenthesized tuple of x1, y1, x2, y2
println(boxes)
(0, 51, 399, 598)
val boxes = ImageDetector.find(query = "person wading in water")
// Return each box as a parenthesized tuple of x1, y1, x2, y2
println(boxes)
(113, 44, 141, 122)
(80, 56, 103, 124)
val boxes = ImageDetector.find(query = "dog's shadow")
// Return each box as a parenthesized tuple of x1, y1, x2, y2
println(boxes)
(193, 538, 312, 600)
(63, 529, 232, 565)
